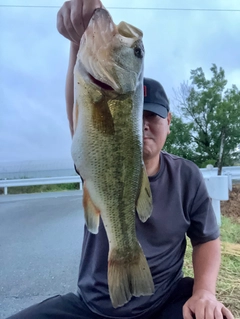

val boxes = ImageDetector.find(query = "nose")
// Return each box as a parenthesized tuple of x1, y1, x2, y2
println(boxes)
(143, 116, 149, 131)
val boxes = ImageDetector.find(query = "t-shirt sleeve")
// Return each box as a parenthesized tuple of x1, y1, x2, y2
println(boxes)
(187, 170, 220, 246)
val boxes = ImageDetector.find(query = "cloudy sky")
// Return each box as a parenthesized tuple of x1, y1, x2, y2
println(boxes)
(1, 0, 240, 163)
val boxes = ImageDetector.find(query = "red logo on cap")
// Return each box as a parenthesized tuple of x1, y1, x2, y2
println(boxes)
(144, 85, 147, 97)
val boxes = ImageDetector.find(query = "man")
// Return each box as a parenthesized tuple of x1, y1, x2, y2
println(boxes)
(7, 1, 234, 318)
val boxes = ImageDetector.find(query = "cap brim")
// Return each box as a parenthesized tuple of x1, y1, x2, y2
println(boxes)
(143, 103, 168, 119)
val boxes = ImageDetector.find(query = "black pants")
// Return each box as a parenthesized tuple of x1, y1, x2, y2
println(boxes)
(7, 277, 194, 319)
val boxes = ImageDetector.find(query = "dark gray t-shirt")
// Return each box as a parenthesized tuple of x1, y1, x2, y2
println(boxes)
(77, 152, 220, 318)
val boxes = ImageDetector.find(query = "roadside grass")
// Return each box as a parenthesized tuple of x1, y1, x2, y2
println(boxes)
(0, 183, 79, 195)
(184, 216, 240, 318)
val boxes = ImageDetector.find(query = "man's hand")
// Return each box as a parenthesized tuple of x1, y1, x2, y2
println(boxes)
(57, 0, 102, 44)
(57, 0, 103, 136)
(183, 289, 235, 319)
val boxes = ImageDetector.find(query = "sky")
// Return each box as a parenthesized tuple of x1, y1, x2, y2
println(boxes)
(1, 0, 240, 163)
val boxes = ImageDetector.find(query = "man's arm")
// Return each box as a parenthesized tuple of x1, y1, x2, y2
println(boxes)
(192, 238, 220, 295)
(183, 238, 234, 319)
(57, 0, 102, 136)
(65, 42, 79, 137)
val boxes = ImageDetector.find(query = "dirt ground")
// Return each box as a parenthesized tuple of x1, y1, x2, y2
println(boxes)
(221, 183, 240, 223)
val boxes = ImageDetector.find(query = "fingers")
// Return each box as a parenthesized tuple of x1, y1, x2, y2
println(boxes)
(183, 301, 235, 319)
(57, 1, 80, 43)
(57, 1, 70, 39)
(183, 305, 195, 319)
(203, 303, 223, 319)
(70, 0, 85, 42)
(82, 0, 103, 30)
(194, 301, 205, 319)
(57, 0, 103, 44)
(221, 306, 235, 319)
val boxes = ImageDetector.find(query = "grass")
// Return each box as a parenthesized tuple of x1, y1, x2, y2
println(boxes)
(220, 216, 240, 244)
(184, 216, 240, 318)
(0, 183, 79, 195)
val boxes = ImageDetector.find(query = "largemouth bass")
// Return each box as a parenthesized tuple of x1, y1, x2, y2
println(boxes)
(72, 8, 154, 308)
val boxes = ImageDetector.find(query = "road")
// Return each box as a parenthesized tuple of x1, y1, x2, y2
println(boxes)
(0, 191, 84, 318)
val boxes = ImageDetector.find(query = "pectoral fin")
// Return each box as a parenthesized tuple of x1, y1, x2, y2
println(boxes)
(83, 182, 100, 234)
(73, 100, 79, 134)
(136, 166, 153, 222)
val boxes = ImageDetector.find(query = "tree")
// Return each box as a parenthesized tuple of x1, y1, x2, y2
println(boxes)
(164, 114, 198, 164)
(174, 64, 240, 174)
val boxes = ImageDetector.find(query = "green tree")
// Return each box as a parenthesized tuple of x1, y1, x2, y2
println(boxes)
(174, 64, 240, 174)
(164, 114, 198, 164)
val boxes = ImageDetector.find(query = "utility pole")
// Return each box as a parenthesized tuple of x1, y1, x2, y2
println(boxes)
(218, 129, 225, 175)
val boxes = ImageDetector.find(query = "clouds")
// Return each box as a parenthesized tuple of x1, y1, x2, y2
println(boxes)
(0, 3, 71, 161)
(0, 0, 239, 162)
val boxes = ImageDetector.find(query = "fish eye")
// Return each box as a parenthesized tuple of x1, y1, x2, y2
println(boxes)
(134, 46, 144, 58)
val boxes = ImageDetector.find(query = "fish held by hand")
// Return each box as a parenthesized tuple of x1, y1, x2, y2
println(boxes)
(72, 8, 154, 308)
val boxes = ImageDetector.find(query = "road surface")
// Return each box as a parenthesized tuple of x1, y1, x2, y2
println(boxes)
(0, 191, 84, 318)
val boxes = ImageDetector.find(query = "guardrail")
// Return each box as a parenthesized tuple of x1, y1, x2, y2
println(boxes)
(200, 166, 240, 180)
(0, 166, 239, 196)
(0, 176, 82, 195)
(200, 166, 240, 192)
(1, 166, 239, 225)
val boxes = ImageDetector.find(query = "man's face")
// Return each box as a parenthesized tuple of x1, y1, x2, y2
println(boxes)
(143, 110, 171, 161)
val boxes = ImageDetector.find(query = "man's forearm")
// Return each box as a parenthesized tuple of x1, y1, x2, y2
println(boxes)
(66, 42, 79, 137)
(192, 238, 221, 295)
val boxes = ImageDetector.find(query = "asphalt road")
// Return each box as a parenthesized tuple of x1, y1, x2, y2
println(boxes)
(0, 191, 84, 318)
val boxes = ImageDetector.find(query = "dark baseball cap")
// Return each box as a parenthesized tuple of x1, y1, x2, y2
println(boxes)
(143, 78, 170, 118)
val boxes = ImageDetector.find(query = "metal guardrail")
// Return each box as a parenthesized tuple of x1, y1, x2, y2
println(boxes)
(0, 176, 82, 195)
(200, 166, 240, 180)
(0, 166, 239, 195)
(1, 167, 239, 226)
(200, 166, 240, 192)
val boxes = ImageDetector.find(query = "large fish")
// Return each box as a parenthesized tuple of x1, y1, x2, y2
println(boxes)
(72, 8, 154, 308)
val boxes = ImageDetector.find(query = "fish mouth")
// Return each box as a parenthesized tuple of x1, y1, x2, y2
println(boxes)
(88, 73, 115, 91)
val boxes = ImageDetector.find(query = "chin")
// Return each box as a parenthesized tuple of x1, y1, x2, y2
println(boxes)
(143, 150, 152, 161)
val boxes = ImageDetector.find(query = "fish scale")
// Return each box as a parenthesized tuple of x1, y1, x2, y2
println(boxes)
(72, 8, 154, 308)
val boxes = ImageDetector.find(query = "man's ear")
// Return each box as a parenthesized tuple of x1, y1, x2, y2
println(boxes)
(167, 112, 172, 134)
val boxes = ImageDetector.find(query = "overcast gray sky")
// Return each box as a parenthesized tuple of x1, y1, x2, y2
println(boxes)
(1, 0, 240, 163)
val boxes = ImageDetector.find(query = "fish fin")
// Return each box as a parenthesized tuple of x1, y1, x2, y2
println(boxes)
(72, 100, 79, 134)
(136, 166, 153, 222)
(108, 244, 154, 308)
(83, 183, 100, 234)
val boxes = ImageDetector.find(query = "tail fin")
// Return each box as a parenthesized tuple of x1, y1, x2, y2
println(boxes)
(108, 245, 154, 308)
